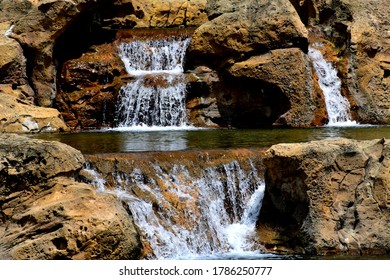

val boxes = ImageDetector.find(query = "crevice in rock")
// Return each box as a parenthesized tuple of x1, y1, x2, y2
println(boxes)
(213, 77, 291, 128)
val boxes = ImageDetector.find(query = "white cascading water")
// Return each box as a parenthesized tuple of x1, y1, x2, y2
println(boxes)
(308, 46, 358, 126)
(84, 160, 268, 260)
(115, 37, 191, 129)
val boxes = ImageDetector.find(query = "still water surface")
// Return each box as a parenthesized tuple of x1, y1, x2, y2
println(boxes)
(32, 126, 390, 154)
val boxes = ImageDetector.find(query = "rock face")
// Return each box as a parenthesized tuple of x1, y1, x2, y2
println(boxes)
(0, 134, 141, 259)
(186, 0, 326, 127)
(292, 0, 390, 124)
(55, 43, 127, 130)
(102, 0, 208, 29)
(259, 138, 390, 255)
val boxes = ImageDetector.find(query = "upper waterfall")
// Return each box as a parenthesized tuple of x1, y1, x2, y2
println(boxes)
(115, 36, 191, 129)
(308, 46, 358, 127)
(119, 38, 191, 75)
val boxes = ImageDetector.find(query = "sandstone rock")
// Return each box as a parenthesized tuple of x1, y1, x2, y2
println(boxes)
(187, 0, 308, 68)
(260, 138, 390, 255)
(55, 43, 126, 129)
(6, 0, 108, 107)
(103, 0, 208, 29)
(0, 23, 28, 86)
(0, 134, 141, 259)
(0, 91, 69, 133)
(292, 0, 390, 124)
(185, 0, 318, 128)
(228, 48, 326, 126)
(0, 134, 84, 195)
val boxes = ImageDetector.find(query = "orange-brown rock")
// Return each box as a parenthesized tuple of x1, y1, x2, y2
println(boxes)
(185, 0, 318, 128)
(0, 90, 69, 133)
(228, 48, 326, 126)
(260, 138, 390, 255)
(103, 0, 208, 29)
(187, 0, 308, 68)
(0, 134, 141, 259)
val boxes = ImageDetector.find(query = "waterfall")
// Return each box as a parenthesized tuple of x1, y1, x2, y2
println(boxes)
(115, 37, 191, 129)
(84, 160, 269, 260)
(308, 46, 358, 126)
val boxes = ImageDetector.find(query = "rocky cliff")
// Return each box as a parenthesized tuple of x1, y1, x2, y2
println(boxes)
(0, 134, 141, 259)
(259, 138, 390, 256)
(1, 0, 390, 131)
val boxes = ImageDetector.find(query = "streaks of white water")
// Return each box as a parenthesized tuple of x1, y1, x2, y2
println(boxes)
(85, 160, 266, 259)
(308, 47, 358, 127)
(115, 37, 191, 128)
(119, 38, 191, 75)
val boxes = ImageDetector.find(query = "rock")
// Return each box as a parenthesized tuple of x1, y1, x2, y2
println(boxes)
(0, 23, 28, 86)
(0, 134, 141, 259)
(228, 48, 326, 126)
(187, 0, 308, 68)
(6, 0, 103, 107)
(0, 91, 69, 133)
(102, 0, 208, 29)
(260, 138, 390, 255)
(185, 0, 320, 128)
(292, 0, 390, 124)
(55, 43, 126, 130)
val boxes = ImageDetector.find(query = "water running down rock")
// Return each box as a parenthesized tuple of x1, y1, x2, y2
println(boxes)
(115, 37, 191, 128)
(308, 46, 358, 127)
(84, 151, 272, 259)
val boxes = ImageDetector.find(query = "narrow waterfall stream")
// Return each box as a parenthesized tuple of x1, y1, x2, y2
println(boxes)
(115, 37, 191, 129)
(84, 158, 272, 260)
(308, 46, 357, 126)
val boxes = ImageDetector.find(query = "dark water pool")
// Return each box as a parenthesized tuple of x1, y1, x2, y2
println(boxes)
(31, 125, 390, 154)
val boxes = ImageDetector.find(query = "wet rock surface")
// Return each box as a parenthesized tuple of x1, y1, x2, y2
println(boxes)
(260, 137, 390, 256)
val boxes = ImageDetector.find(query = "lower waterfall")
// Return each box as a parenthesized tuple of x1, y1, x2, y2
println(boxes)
(84, 159, 271, 259)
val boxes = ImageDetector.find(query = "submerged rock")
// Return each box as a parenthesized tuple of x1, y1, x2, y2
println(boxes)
(0, 134, 141, 259)
(260, 137, 390, 255)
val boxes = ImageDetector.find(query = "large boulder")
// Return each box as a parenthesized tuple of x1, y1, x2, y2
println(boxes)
(187, 0, 308, 68)
(260, 138, 390, 255)
(185, 0, 327, 127)
(0, 134, 141, 259)
(228, 48, 326, 126)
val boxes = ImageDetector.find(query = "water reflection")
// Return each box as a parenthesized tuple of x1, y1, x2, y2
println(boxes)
(31, 126, 390, 154)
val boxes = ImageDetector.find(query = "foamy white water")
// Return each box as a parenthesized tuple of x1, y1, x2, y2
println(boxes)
(115, 37, 191, 128)
(309, 47, 358, 127)
(119, 38, 191, 74)
(85, 160, 268, 259)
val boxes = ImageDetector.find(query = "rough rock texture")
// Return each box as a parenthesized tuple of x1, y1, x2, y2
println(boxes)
(259, 138, 390, 255)
(188, 0, 308, 67)
(102, 0, 208, 29)
(185, 0, 326, 127)
(0, 89, 69, 133)
(0, 0, 207, 108)
(0, 134, 141, 259)
(290, 0, 390, 124)
(228, 48, 327, 126)
(55, 43, 127, 130)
